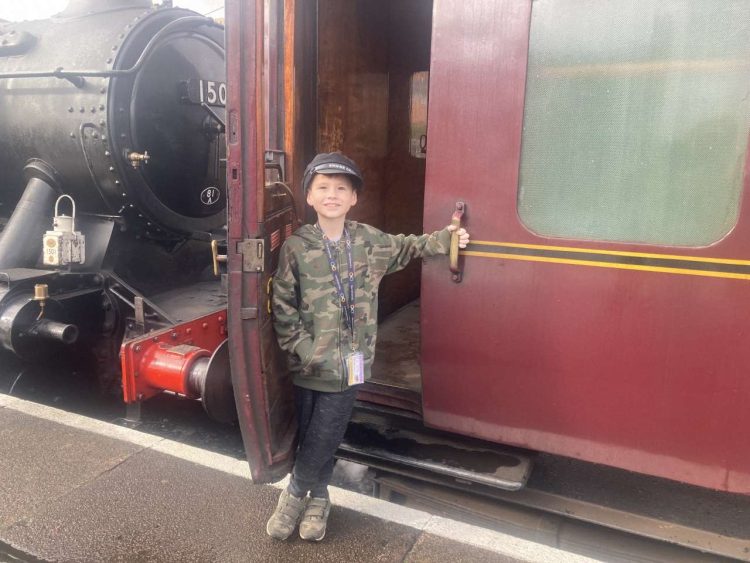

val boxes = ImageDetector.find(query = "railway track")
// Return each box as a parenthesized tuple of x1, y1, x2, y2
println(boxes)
(352, 460, 750, 562)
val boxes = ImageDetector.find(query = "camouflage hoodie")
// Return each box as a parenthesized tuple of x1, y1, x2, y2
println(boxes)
(272, 221, 451, 392)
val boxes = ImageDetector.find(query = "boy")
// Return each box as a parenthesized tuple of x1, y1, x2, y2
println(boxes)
(267, 152, 469, 541)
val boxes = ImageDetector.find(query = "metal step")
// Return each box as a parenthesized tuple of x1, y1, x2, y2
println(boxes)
(339, 405, 533, 491)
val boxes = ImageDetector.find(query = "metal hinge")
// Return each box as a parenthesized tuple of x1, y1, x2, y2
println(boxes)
(238, 239, 265, 272)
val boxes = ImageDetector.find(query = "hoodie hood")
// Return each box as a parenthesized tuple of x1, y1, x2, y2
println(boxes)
(293, 221, 360, 248)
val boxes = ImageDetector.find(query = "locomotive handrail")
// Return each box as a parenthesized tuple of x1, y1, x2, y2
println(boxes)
(0, 16, 220, 85)
(105, 271, 176, 325)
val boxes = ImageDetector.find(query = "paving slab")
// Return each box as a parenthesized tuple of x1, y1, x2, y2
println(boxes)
(405, 533, 521, 562)
(0, 397, 593, 563)
(1, 436, 504, 562)
(0, 409, 142, 529)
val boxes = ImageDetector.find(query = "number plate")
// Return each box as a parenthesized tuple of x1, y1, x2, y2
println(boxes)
(184, 79, 227, 107)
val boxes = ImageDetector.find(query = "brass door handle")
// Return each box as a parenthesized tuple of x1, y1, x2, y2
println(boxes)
(449, 201, 465, 283)
(211, 239, 227, 276)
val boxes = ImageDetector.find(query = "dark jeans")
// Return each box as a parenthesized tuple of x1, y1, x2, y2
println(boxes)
(287, 385, 358, 499)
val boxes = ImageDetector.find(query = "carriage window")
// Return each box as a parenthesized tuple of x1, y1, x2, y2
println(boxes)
(517, 1, 750, 246)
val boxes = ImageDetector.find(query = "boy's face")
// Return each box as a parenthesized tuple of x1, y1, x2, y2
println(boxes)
(306, 173, 358, 222)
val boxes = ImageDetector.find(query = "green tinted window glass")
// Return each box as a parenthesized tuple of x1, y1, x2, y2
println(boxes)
(518, 1, 750, 246)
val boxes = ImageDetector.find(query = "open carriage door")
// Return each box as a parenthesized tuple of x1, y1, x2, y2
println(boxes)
(225, 0, 297, 483)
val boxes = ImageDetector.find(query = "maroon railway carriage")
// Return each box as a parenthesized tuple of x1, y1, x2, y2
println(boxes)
(224, 0, 750, 496)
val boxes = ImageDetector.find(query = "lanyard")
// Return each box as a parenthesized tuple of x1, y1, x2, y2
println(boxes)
(320, 226, 356, 346)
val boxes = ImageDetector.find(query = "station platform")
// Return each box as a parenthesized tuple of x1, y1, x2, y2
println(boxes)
(0, 394, 593, 563)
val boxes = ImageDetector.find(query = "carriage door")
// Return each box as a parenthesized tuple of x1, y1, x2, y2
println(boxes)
(419, 0, 750, 492)
(419, 0, 533, 440)
(226, 0, 297, 484)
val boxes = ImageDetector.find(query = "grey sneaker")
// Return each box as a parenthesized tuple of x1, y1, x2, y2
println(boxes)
(266, 489, 307, 540)
(299, 496, 331, 541)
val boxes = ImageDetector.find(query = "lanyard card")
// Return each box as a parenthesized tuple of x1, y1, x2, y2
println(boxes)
(346, 351, 365, 386)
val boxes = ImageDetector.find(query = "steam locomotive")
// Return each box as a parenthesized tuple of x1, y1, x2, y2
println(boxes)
(0, 0, 234, 422)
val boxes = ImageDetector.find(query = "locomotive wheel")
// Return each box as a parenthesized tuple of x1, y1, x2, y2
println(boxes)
(200, 339, 237, 424)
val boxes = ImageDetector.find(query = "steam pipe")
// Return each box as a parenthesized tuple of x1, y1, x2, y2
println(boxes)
(0, 163, 59, 269)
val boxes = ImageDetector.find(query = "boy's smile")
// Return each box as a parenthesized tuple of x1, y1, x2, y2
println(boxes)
(306, 174, 358, 223)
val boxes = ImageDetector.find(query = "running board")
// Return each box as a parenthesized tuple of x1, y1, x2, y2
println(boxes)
(338, 406, 533, 491)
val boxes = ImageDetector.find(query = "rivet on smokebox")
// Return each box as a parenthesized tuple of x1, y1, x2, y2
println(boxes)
(218, 316, 224, 323)
(134, 345, 141, 353)
(202, 323, 208, 329)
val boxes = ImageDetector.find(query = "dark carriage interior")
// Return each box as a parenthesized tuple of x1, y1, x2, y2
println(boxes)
(315, 0, 434, 403)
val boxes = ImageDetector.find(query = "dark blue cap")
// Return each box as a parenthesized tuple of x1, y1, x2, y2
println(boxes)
(302, 152, 363, 192)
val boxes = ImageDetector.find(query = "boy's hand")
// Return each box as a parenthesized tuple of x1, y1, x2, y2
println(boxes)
(446, 225, 470, 248)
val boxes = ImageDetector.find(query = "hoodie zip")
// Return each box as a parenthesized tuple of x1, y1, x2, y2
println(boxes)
(336, 242, 347, 391)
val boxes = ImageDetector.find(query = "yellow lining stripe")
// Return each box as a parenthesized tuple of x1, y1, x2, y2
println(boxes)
(470, 241, 750, 266)
(462, 250, 750, 280)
